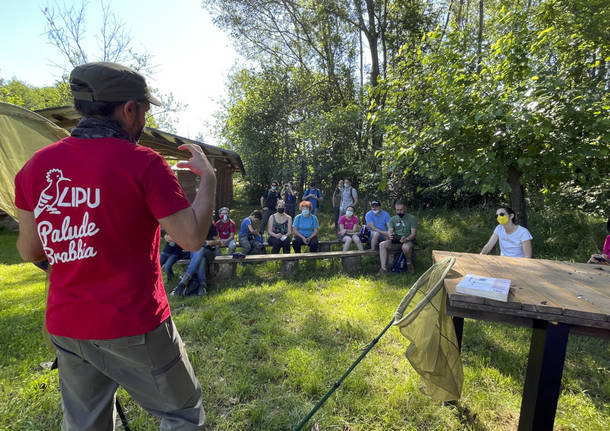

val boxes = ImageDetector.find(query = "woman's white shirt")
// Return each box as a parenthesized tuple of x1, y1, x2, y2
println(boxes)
(493, 225, 533, 257)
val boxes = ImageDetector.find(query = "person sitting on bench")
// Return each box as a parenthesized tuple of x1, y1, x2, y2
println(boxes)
(171, 223, 220, 296)
(292, 201, 319, 253)
(267, 199, 292, 253)
(159, 233, 188, 281)
(239, 210, 264, 255)
(379, 199, 417, 274)
(215, 207, 237, 255)
(338, 206, 364, 251)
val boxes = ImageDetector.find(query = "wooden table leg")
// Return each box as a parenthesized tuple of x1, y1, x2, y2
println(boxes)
(518, 320, 570, 431)
(452, 316, 464, 352)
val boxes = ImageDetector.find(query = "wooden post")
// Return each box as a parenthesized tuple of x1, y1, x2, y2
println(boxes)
(281, 259, 299, 276)
(209, 262, 236, 285)
(341, 256, 361, 273)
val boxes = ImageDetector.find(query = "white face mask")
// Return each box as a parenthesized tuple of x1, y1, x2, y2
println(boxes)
(222, 214, 228, 221)
(373, 209, 380, 214)
(346, 210, 354, 217)
(301, 208, 310, 216)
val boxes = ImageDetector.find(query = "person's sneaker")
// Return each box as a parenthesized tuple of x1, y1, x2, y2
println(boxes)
(197, 283, 207, 296)
(170, 273, 192, 296)
(170, 285, 184, 296)
(377, 268, 388, 277)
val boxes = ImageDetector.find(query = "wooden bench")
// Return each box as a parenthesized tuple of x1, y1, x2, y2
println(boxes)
(207, 249, 378, 283)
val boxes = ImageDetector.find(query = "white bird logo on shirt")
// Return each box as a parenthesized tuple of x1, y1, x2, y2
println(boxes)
(34, 169, 71, 218)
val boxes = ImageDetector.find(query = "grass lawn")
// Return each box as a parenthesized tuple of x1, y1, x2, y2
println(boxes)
(0, 205, 608, 430)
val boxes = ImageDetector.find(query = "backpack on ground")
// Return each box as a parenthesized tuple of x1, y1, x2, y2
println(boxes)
(391, 252, 407, 273)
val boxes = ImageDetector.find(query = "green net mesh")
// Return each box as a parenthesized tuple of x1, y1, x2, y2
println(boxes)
(0, 102, 69, 219)
(393, 256, 463, 401)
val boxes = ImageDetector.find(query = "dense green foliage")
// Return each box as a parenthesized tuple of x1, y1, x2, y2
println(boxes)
(209, 0, 609, 216)
(1, 205, 608, 430)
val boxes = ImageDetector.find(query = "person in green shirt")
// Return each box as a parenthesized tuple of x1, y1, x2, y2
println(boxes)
(379, 200, 417, 274)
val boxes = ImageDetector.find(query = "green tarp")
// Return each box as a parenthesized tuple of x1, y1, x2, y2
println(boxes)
(393, 256, 464, 401)
(0, 102, 69, 219)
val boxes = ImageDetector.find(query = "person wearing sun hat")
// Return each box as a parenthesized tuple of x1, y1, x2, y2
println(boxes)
(14, 61, 211, 429)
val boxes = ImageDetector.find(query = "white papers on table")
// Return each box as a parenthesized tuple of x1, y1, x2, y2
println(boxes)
(456, 273, 511, 302)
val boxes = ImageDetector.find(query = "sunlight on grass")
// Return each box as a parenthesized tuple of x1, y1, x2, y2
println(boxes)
(1, 208, 609, 430)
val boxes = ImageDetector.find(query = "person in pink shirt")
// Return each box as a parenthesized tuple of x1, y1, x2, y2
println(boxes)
(587, 217, 610, 265)
(338, 205, 364, 251)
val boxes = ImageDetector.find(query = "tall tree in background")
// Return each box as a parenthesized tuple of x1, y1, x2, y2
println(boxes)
(378, 0, 610, 222)
(40, 0, 185, 132)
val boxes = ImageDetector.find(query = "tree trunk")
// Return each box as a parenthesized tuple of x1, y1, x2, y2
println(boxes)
(476, 0, 484, 74)
(508, 165, 528, 229)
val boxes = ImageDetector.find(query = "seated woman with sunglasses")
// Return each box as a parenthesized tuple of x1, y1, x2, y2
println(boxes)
(481, 207, 533, 258)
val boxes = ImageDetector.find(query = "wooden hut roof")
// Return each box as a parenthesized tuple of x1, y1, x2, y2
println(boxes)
(35, 105, 245, 174)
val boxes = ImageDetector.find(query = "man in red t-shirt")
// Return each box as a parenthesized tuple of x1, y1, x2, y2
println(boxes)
(215, 206, 237, 254)
(14, 62, 215, 430)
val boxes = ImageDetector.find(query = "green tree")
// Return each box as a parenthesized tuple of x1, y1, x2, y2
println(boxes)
(377, 0, 610, 223)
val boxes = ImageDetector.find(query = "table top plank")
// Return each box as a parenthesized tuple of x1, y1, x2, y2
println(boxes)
(439, 251, 565, 314)
(432, 250, 610, 328)
(483, 255, 609, 321)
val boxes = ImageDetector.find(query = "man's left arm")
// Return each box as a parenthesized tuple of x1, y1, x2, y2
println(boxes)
(16, 209, 46, 262)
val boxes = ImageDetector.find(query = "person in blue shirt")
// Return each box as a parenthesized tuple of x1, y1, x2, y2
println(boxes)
(292, 201, 319, 253)
(303, 181, 323, 216)
(365, 200, 391, 250)
(238, 210, 264, 255)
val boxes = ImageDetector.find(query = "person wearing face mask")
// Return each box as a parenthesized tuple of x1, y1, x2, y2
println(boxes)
(365, 200, 391, 250)
(282, 182, 298, 218)
(340, 178, 358, 216)
(332, 180, 344, 231)
(260, 180, 281, 236)
(379, 200, 417, 274)
(215, 207, 237, 254)
(338, 206, 364, 251)
(303, 181, 323, 216)
(292, 201, 319, 253)
(481, 207, 533, 258)
(267, 199, 293, 253)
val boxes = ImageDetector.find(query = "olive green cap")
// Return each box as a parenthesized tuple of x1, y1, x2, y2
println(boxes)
(69, 62, 161, 106)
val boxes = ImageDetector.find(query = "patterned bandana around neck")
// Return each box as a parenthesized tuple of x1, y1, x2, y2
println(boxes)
(71, 117, 131, 141)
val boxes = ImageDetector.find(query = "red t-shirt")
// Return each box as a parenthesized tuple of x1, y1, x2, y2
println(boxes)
(14, 137, 190, 339)
(339, 215, 359, 231)
(215, 219, 236, 239)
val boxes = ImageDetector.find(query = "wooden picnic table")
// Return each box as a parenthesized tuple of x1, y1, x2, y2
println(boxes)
(432, 250, 610, 431)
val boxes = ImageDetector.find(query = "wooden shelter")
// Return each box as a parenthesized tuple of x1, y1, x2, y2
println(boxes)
(35, 106, 244, 209)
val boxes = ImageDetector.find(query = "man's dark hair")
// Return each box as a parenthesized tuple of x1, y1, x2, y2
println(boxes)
(73, 99, 124, 118)
(251, 210, 263, 220)
(394, 199, 407, 207)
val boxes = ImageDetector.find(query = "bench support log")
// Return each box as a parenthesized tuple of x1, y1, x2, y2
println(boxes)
(318, 242, 331, 252)
(341, 255, 362, 273)
(209, 262, 236, 285)
(281, 259, 299, 276)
